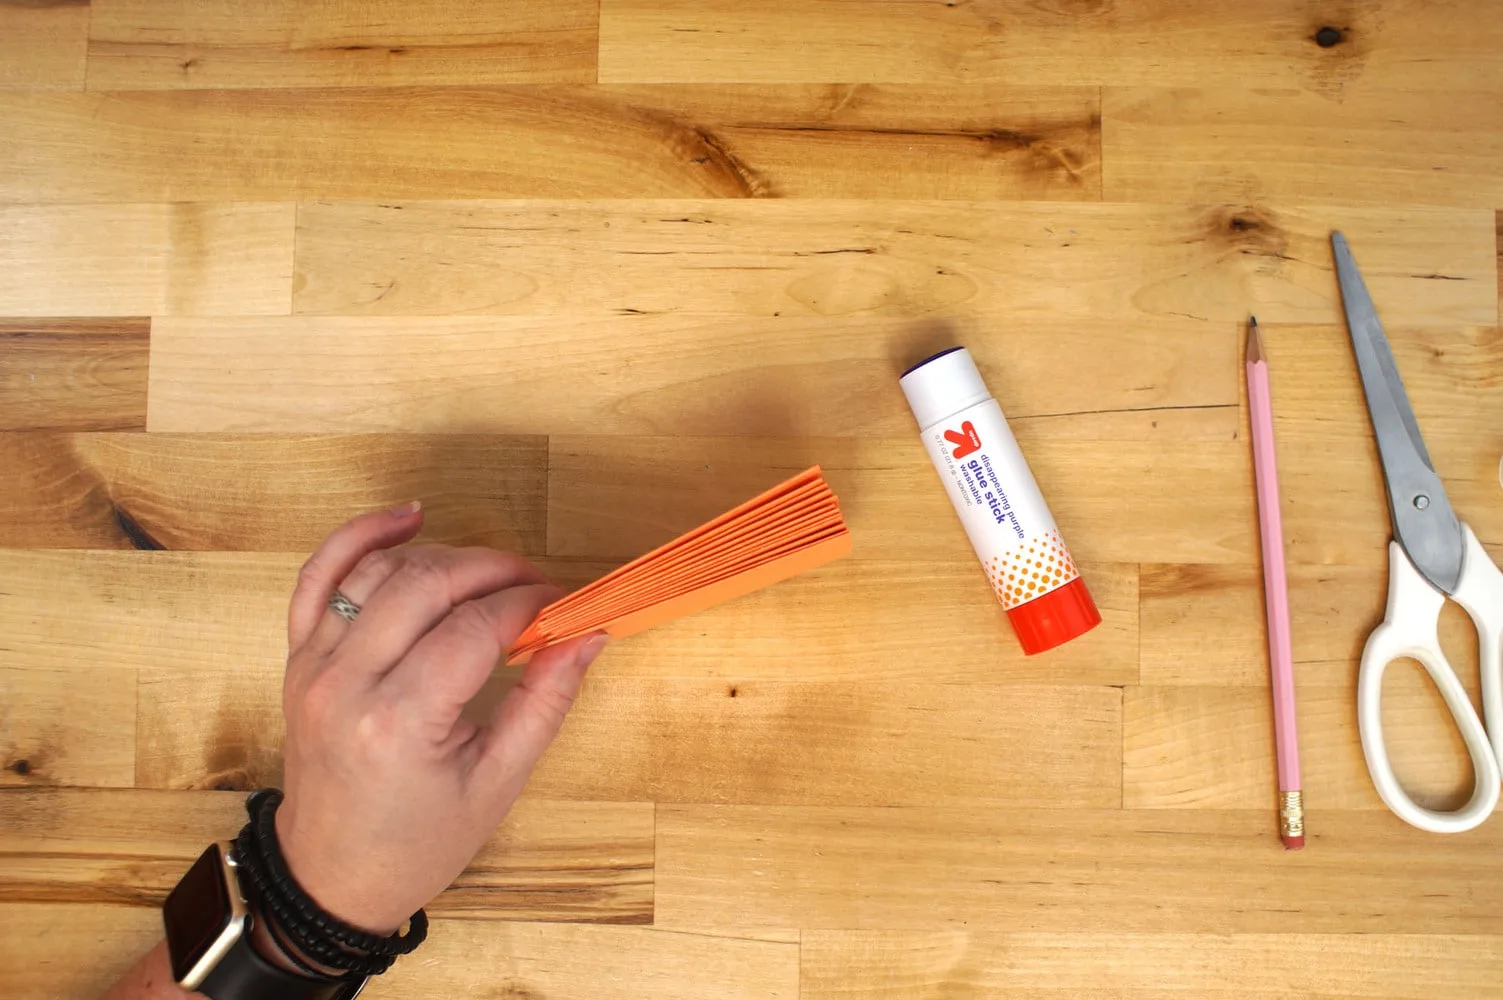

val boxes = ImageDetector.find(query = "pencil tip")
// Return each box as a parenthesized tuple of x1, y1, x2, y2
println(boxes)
(1246, 316, 1265, 364)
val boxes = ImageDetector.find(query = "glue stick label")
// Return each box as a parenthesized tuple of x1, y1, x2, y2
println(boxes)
(918, 399, 1080, 610)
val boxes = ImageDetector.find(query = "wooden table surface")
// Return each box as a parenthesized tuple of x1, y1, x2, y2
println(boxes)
(3, 2, 1502, 997)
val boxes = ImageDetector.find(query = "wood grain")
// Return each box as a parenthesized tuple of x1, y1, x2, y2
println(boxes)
(655, 805, 1503, 934)
(0, 904, 162, 1000)
(4, 4, 1502, 996)
(0, 548, 1138, 688)
(599, 0, 1503, 91)
(0, 203, 293, 316)
(1103, 87, 1503, 208)
(1, 903, 797, 1000)
(86, 0, 598, 89)
(546, 427, 1253, 566)
(0, 433, 547, 551)
(800, 930, 1503, 1000)
(1123, 685, 1477, 812)
(0, 788, 654, 922)
(291, 200, 1497, 325)
(0, 0, 89, 90)
(0, 319, 148, 431)
(148, 314, 1236, 434)
(0, 666, 136, 789)
(530, 679, 1122, 807)
(131, 667, 1123, 807)
(0, 86, 1100, 202)
(1139, 563, 1383, 687)
(0, 551, 293, 680)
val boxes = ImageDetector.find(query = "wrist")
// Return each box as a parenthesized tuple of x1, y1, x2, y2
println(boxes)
(235, 788, 427, 979)
(273, 804, 405, 936)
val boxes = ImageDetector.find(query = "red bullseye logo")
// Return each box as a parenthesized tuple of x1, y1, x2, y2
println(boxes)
(944, 421, 981, 459)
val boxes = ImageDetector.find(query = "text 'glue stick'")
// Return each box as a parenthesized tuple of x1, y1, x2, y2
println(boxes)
(900, 347, 1101, 654)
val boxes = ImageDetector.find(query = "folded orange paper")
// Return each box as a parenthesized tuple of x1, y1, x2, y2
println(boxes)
(507, 466, 852, 663)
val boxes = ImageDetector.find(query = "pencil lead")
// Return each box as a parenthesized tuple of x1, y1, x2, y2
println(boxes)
(1246, 315, 1265, 364)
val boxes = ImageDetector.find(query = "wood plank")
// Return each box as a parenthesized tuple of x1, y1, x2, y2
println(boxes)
(0, 203, 293, 316)
(529, 679, 1122, 807)
(599, 0, 1503, 91)
(654, 804, 1503, 934)
(1122, 685, 1477, 812)
(0, 551, 293, 679)
(135, 664, 286, 791)
(0, 667, 135, 789)
(1, 903, 796, 1000)
(1103, 87, 1503, 209)
(1261, 323, 1503, 567)
(0, 788, 654, 923)
(0, 433, 547, 552)
(291, 200, 1496, 325)
(382, 920, 796, 999)
(86, 0, 597, 89)
(0, 87, 1100, 202)
(547, 426, 1253, 566)
(0, 904, 161, 1000)
(134, 666, 1123, 807)
(800, 930, 1503, 1000)
(149, 313, 1237, 432)
(0, 319, 148, 431)
(0, 0, 89, 90)
(0, 547, 1136, 687)
(1139, 563, 1384, 687)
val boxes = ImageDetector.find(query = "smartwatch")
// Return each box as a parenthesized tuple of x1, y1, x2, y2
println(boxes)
(162, 843, 365, 1000)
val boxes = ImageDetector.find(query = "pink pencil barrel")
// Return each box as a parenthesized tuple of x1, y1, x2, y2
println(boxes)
(1245, 320, 1305, 849)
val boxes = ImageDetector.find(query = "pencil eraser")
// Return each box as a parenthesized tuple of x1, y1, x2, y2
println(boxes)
(1281, 834, 1305, 850)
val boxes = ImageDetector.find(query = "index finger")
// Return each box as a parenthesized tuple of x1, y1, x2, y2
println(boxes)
(288, 502, 424, 651)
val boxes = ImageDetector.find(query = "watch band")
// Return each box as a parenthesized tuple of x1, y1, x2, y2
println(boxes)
(197, 925, 366, 1000)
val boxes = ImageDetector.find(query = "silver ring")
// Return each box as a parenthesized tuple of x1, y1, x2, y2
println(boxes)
(327, 589, 361, 622)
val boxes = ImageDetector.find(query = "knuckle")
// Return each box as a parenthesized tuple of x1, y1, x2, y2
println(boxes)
(353, 700, 408, 761)
(295, 554, 328, 592)
(398, 548, 451, 590)
(448, 599, 498, 643)
(298, 671, 344, 726)
(348, 546, 396, 584)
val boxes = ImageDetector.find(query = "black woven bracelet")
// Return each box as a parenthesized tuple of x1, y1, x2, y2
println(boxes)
(234, 789, 427, 979)
(235, 815, 390, 977)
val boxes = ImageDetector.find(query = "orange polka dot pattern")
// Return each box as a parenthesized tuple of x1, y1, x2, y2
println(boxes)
(983, 529, 1079, 610)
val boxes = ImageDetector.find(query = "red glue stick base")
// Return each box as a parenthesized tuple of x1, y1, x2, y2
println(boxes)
(1006, 577, 1101, 655)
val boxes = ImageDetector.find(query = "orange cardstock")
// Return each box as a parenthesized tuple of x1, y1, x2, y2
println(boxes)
(507, 467, 851, 663)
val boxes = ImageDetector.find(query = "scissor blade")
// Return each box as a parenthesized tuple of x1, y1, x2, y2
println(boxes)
(1331, 232, 1464, 595)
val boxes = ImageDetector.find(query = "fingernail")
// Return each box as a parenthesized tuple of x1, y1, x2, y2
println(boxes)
(388, 500, 422, 517)
(576, 633, 609, 669)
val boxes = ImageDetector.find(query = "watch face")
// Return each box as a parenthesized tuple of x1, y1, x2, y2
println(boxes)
(164, 844, 236, 983)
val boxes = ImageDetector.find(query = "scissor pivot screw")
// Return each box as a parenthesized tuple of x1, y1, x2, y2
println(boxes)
(1413, 494, 1430, 510)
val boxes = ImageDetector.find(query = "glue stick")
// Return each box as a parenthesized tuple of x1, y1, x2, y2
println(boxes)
(900, 347, 1101, 654)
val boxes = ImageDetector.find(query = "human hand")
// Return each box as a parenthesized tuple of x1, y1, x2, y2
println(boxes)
(273, 502, 606, 934)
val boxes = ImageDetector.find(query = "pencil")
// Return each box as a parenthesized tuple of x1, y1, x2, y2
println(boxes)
(1245, 317, 1305, 849)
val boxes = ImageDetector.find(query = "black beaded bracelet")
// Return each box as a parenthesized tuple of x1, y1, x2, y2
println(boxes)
(233, 789, 428, 981)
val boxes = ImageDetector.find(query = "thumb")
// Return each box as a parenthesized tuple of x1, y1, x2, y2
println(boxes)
(476, 632, 608, 796)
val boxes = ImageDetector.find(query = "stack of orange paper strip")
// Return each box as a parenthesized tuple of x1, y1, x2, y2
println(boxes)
(507, 466, 852, 663)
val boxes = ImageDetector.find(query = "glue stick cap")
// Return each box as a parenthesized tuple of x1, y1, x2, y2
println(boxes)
(900, 347, 991, 430)
(1007, 577, 1101, 655)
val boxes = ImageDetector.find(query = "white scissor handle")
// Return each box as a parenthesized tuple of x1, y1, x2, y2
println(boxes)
(1450, 524, 1503, 769)
(1357, 530, 1503, 833)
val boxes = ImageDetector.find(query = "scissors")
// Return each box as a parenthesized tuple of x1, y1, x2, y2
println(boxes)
(1334, 233, 1503, 833)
